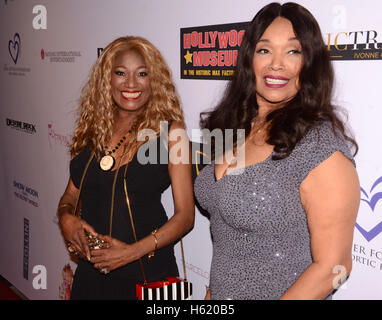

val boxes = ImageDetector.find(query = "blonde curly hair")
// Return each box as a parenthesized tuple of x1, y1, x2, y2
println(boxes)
(70, 36, 184, 161)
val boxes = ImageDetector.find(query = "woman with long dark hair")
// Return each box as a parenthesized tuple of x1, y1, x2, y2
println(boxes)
(195, 2, 360, 300)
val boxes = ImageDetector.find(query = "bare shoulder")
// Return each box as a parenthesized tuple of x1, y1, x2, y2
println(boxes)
(168, 120, 186, 131)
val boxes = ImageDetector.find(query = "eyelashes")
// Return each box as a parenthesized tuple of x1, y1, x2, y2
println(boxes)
(255, 48, 302, 55)
(256, 48, 269, 54)
(113, 70, 149, 77)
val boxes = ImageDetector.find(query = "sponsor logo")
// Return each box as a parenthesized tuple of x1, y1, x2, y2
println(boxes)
(41, 49, 82, 63)
(327, 30, 382, 61)
(181, 22, 248, 80)
(6, 118, 36, 134)
(13, 180, 39, 208)
(352, 243, 382, 271)
(356, 176, 382, 242)
(185, 262, 209, 280)
(352, 177, 382, 271)
(48, 123, 71, 148)
(180, 22, 382, 80)
(8, 32, 20, 64)
(23, 218, 29, 280)
(4, 33, 31, 76)
(59, 264, 74, 300)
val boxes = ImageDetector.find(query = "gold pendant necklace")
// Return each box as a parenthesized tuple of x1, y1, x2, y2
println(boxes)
(100, 134, 129, 171)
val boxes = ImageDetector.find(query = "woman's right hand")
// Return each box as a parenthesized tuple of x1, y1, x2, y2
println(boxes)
(59, 211, 97, 261)
(58, 178, 98, 260)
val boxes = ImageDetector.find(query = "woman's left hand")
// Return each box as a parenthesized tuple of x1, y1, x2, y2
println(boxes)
(90, 235, 138, 274)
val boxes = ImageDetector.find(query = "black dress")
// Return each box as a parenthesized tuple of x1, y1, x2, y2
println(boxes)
(69, 136, 178, 299)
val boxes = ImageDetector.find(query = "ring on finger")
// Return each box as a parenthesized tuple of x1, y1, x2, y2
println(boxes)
(100, 268, 109, 274)
(67, 244, 79, 257)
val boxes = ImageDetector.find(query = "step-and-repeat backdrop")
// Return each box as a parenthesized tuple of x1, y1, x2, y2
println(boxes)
(1, 0, 381, 299)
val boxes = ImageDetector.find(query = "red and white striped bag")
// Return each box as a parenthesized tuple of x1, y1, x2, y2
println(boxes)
(136, 276, 192, 300)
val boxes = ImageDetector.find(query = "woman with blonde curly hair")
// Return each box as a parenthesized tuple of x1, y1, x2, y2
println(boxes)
(57, 36, 194, 299)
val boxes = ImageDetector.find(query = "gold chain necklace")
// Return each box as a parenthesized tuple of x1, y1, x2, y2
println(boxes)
(250, 119, 268, 146)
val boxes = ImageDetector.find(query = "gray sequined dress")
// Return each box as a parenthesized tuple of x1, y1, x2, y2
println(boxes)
(194, 122, 355, 300)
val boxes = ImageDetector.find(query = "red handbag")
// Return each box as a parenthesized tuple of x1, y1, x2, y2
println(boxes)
(136, 276, 192, 300)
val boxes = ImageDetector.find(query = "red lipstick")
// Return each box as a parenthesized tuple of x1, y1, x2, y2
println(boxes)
(264, 75, 289, 88)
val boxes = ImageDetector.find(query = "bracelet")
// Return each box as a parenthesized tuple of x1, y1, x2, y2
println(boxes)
(147, 229, 158, 261)
(56, 203, 74, 218)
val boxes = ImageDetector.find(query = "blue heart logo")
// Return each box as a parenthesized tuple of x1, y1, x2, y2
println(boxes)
(355, 176, 382, 242)
(8, 33, 20, 64)
(360, 176, 382, 211)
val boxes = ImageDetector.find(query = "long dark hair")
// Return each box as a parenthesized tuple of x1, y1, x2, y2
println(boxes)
(200, 2, 357, 160)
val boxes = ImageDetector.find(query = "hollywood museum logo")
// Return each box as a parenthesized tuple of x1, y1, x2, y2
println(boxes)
(181, 22, 248, 80)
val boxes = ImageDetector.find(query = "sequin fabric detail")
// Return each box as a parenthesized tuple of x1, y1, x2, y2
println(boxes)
(194, 122, 355, 300)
